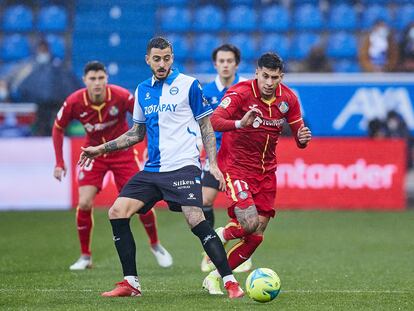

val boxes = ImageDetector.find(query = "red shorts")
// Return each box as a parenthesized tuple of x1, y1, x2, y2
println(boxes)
(224, 171, 277, 218)
(77, 149, 139, 192)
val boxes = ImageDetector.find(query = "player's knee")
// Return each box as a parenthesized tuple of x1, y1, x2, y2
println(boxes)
(241, 218, 260, 234)
(78, 200, 93, 211)
(108, 203, 126, 219)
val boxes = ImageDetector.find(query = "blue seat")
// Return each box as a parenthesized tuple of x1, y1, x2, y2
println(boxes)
(395, 4, 414, 30)
(193, 5, 224, 32)
(328, 4, 358, 31)
(290, 33, 321, 59)
(38, 5, 68, 32)
(260, 5, 290, 32)
(294, 4, 323, 30)
(361, 4, 393, 29)
(227, 6, 256, 31)
(0, 35, 31, 61)
(327, 32, 357, 58)
(2, 5, 33, 31)
(258, 34, 290, 60)
(193, 60, 216, 74)
(229, 0, 254, 5)
(228, 34, 256, 60)
(333, 59, 361, 72)
(166, 34, 191, 61)
(160, 6, 191, 32)
(46, 34, 65, 59)
(237, 61, 254, 75)
(193, 34, 222, 61)
(160, 0, 190, 5)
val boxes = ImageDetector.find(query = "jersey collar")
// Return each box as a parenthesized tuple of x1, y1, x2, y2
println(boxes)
(251, 79, 283, 99)
(215, 73, 241, 92)
(151, 68, 180, 87)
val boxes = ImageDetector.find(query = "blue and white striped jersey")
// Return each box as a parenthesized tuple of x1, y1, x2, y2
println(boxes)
(133, 68, 212, 172)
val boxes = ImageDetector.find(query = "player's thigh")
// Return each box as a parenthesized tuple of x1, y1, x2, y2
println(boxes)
(78, 185, 98, 209)
(78, 158, 108, 191)
(202, 186, 219, 206)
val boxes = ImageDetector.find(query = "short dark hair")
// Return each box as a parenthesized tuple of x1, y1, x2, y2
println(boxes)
(147, 36, 173, 54)
(83, 61, 106, 75)
(257, 52, 284, 72)
(212, 44, 241, 65)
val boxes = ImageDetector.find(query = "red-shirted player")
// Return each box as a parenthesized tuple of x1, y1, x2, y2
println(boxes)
(52, 61, 173, 270)
(202, 53, 312, 293)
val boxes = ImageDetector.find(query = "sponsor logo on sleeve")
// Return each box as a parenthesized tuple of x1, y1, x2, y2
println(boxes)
(219, 97, 231, 109)
(145, 92, 151, 100)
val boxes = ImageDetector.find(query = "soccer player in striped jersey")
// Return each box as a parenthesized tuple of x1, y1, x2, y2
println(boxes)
(53, 61, 172, 270)
(78, 37, 244, 299)
(202, 52, 311, 295)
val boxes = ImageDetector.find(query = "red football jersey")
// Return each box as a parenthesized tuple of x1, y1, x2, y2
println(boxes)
(211, 79, 303, 175)
(54, 84, 134, 147)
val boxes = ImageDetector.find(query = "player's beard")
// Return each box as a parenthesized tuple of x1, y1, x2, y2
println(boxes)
(153, 67, 171, 80)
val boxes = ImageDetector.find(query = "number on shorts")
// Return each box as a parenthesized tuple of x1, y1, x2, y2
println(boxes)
(234, 179, 249, 193)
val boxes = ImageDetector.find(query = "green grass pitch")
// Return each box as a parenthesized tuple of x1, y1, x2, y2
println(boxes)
(0, 209, 413, 310)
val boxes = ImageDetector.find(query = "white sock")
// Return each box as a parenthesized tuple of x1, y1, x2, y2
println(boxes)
(222, 275, 237, 285)
(124, 276, 140, 289)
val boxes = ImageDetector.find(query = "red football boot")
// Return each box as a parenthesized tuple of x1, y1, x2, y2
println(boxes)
(224, 281, 244, 299)
(101, 280, 141, 297)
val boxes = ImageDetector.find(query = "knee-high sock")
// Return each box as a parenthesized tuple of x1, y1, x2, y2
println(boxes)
(202, 204, 215, 228)
(76, 208, 93, 256)
(223, 220, 249, 241)
(227, 234, 263, 270)
(192, 220, 232, 278)
(138, 209, 159, 246)
(110, 218, 137, 276)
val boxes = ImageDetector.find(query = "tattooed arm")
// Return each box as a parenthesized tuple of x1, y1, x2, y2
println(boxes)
(198, 116, 226, 191)
(78, 123, 146, 167)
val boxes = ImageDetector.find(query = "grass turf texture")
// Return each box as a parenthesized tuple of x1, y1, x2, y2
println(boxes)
(0, 209, 413, 310)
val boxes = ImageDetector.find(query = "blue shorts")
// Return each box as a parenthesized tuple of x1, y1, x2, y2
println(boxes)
(119, 165, 203, 214)
(202, 170, 220, 190)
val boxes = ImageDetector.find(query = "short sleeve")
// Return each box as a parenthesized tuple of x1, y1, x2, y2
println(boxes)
(188, 80, 213, 120)
(55, 99, 73, 129)
(132, 86, 146, 123)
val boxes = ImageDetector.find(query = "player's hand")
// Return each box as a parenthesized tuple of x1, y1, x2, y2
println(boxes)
(53, 165, 67, 181)
(240, 108, 263, 128)
(78, 145, 105, 167)
(297, 125, 312, 146)
(209, 162, 226, 191)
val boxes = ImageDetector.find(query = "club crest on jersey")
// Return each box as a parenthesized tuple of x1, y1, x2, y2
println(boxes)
(169, 86, 179, 95)
(109, 106, 119, 116)
(219, 97, 231, 109)
(278, 101, 289, 113)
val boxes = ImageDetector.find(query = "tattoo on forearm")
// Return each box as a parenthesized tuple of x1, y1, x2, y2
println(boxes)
(103, 124, 146, 153)
(199, 117, 217, 162)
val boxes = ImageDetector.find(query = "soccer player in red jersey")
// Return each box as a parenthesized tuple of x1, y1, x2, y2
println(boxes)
(202, 52, 312, 293)
(52, 61, 172, 270)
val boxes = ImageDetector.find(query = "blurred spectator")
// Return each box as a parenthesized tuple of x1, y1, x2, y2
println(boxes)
(367, 118, 388, 139)
(386, 110, 413, 168)
(0, 80, 11, 102)
(304, 45, 332, 72)
(358, 20, 399, 72)
(10, 39, 81, 136)
(399, 22, 414, 72)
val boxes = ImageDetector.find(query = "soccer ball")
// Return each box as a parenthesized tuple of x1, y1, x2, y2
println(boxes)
(245, 268, 281, 303)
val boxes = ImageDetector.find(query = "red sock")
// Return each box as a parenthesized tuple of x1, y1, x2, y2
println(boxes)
(227, 234, 263, 270)
(223, 220, 249, 241)
(76, 208, 93, 256)
(138, 209, 159, 246)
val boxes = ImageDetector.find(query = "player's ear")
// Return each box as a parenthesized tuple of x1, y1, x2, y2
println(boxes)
(145, 55, 150, 65)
